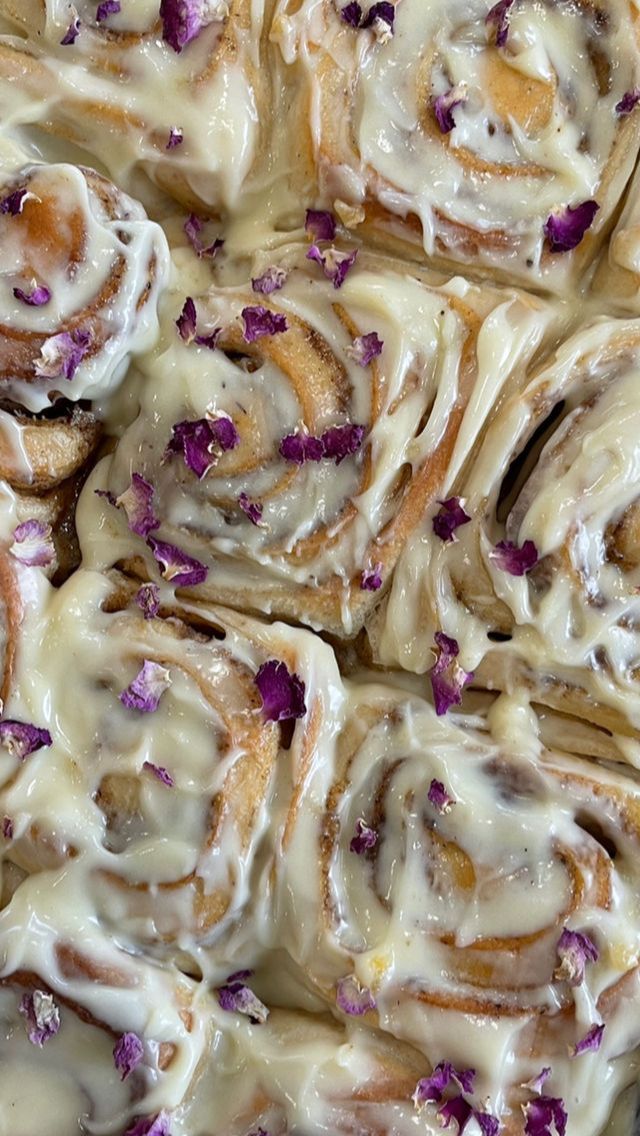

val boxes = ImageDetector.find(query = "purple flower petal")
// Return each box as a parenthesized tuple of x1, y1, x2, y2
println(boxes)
(429, 631, 473, 716)
(279, 431, 325, 464)
(147, 537, 208, 587)
(116, 474, 160, 538)
(124, 1114, 171, 1136)
(142, 761, 175, 787)
(362, 2, 395, 39)
(0, 720, 52, 760)
(433, 84, 468, 134)
(615, 89, 640, 116)
(255, 660, 306, 722)
(217, 977, 269, 1024)
(166, 127, 184, 149)
(13, 284, 51, 307)
(433, 497, 471, 542)
(522, 1068, 552, 1095)
(61, 15, 81, 43)
(2, 816, 13, 840)
(120, 661, 171, 714)
(571, 1023, 604, 1057)
(341, 1, 362, 25)
(0, 188, 32, 215)
(544, 201, 599, 253)
(305, 209, 336, 241)
(19, 991, 60, 1047)
(428, 778, 455, 814)
(113, 1032, 144, 1080)
(10, 519, 55, 567)
(321, 423, 365, 464)
(238, 493, 263, 525)
(306, 245, 358, 288)
(490, 539, 538, 576)
(136, 582, 160, 620)
(183, 214, 224, 259)
(350, 818, 378, 854)
(524, 1097, 567, 1136)
(336, 975, 376, 1016)
(176, 296, 197, 342)
(438, 1095, 473, 1133)
(35, 329, 91, 381)
(486, 0, 514, 47)
(96, 0, 120, 20)
(555, 928, 599, 986)
(474, 1112, 500, 1136)
(94, 488, 117, 507)
(360, 562, 382, 591)
(167, 415, 239, 479)
(242, 306, 289, 343)
(347, 331, 384, 367)
(251, 266, 288, 295)
(160, 0, 224, 52)
(413, 1063, 475, 1107)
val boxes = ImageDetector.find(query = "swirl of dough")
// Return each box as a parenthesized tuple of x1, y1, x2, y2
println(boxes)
(83, 245, 557, 636)
(272, 0, 640, 291)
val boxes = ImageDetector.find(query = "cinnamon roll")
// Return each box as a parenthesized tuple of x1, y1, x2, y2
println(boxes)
(271, 0, 640, 292)
(82, 243, 557, 636)
(273, 684, 640, 1136)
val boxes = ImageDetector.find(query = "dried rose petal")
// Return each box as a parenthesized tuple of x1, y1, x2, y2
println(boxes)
(341, 1, 362, 24)
(142, 761, 175, 787)
(433, 84, 468, 134)
(438, 1096, 472, 1133)
(486, 0, 514, 46)
(116, 474, 160, 539)
(544, 202, 599, 253)
(2, 816, 13, 839)
(120, 661, 172, 714)
(166, 127, 184, 149)
(429, 631, 473, 716)
(242, 306, 289, 342)
(113, 1032, 144, 1080)
(279, 431, 325, 464)
(160, 0, 226, 52)
(413, 1063, 475, 1107)
(136, 583, 160, 620)
(183, 214, 224, 259)
(555, 928, 599, 986)
(176, 296, 197, 342)
(35, 329, 91, 381)
(255, 660, 306, 722)
(0, 188, 32, 215)
(522, 1068, 552, 1095)
(0, 720, 52, 760)
(61, 14, 81, 43)
(94, 488, 117, 507)
(147, 537, 208, 587)
(167, 415, 239, 479)
(321, 423, 365, 464)
(19, 991, 60, 1046)
(350, 818, 378, 854)
(616, 89, 640, 116)
(96, 0, 121, 20)
(10, 519, 55, 567)
(360, 562, 382, 591)
(336, 975, 376, 1016)
(124, 1114, 171, 1136)
(347, 331, 384, 367)
(251, 266, 288, 295)
(13, 284, 51, 307)
(571, 1023, 604, 1057)
(490, 539, 538, 576)
(474, 1113, 500, 1136)
(306, 244, 358, 288)
(217, 976, 269, 1023)
(523, 1097, 567, 1136)
(433, 498, 471, 542)
(238, 493, 263, 525)
(428, 778, 455, 814)
(362, 1, 395, 40)
(305, 209, 336, 241)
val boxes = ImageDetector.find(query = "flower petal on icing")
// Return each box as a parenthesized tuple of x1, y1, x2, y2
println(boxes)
(0, 720, 52, 760)
(321, 423, 365, 464)
(571, 1023, 604, 1057)
(350, 818, 378, 854)
(341, 1, 362, 25)
(124, 1114, 171, 1136)
(522, 1068, 552, 1095)
(2, 816, 13, 840)
(147, 537, 208, 586)
(167, 415, 239, 479)
(61, 13, 81, 43)
(429, 631, 473, 716)
(217, 977, 269, 1023)
(241, 306, 289, 342)
(616, 88, 640, 116)
(362, 2, 395, 40)
(544, 201, 599, 253)
(0, 188, 32, 215)
(433, 83, 468, 133)
(116, 474, 160, 538)
(160, 0, 227, 53)
(35, 329, 91, 380)
(523, 1097, 568, 1136)
(176, 296, 197, 342)
(166, 127, 184, 149)
(432, 498, 471, 542)
(486, 0, 514, 46)
(346, 332, 384, 366)
(251, 266, 288, 295)
(305, 209, 336, 241)
(255, 660, 306, 722)
(437, 1096, 473, 1133)
(428, 778, 456, 814)
(183, 214, 224, 258)
(335, 975, 376, 1016)
(279, 431, 325, 464)
(113, 1032, 144, 1080)
(413, 1062, 475, 1106)
(96, 0, 121, 20)
(19, 991, 60, 1047)
(306, 244, 358, 288)
(555, 928, 599, 986)
(136, 582, 160, 620)
(360, 562, 382, 591)
(13, 284, 51, 307)
(474, 1112, 500, 1136)
(120, 661, 172, 714)
(10, 519, 55, 567)
(238, 493, 263, 525)
(490, 539, 538, 576)
(142, 761, 175, 787)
